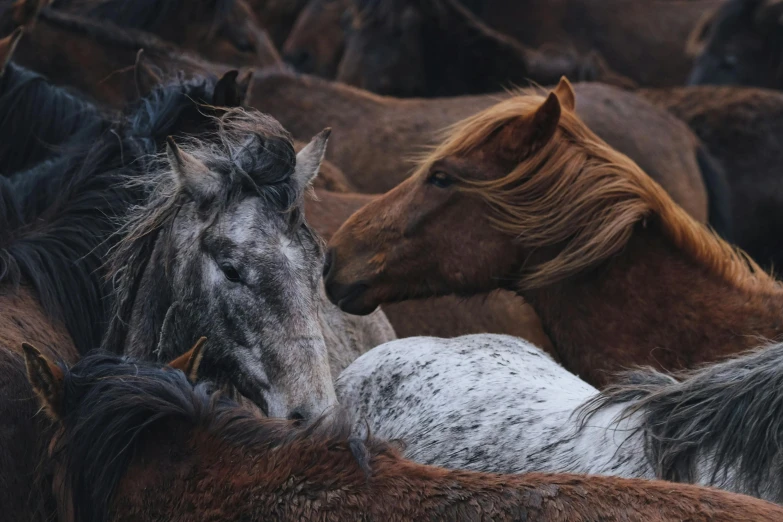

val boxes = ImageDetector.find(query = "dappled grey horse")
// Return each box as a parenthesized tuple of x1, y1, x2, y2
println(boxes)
(338, 334, 783, 503)
(103, 108, 392, 422)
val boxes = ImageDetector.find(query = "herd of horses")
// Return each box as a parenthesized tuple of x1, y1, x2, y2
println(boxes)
(4, 0, 783, 520)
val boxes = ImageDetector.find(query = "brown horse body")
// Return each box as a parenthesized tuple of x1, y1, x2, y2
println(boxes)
(640, 85, 783, 271)
(250, 72, 709, 222)
(30, 350, 783, 522)
(325, 80, 783, 388)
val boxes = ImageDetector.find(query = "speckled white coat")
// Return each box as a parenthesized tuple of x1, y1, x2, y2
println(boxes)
(336, 334, 653, 477)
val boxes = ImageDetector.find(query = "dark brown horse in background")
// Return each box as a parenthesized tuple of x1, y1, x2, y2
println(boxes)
(335, 0, 634, 97)
(687, 0, 783, 89)
(640, 85, 783, 272)
(54, 0, 282, 67)
(324, 79, 783, 388)
(25, 346, 783, 521)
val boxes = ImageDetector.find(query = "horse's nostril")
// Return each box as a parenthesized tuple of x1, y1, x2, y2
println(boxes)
(323, 249, 334, 279)
(288, 408, 307, 424)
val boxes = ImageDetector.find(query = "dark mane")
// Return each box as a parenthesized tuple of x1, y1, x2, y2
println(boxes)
(1, 74, 223, 354)
(56, 0, 239, 33)
(579, 342, 783, 502)
(51, 352, 384, 522)
(102, 108, 298, 359)
(0, 62, 105, 175)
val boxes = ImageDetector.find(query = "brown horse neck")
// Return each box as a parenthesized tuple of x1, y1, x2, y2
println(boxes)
(0, 286, 78, 364)
(523, 223, 783, 387)
(117, 429, 783, 521)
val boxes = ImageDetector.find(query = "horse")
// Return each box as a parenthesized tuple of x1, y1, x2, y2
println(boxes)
(324, 78, 783, 388)
(305, 189, 553, 349)
(640, 85, 783, 271)
(0, 62, 149, 520)
(337, 333, 783, 503)
(25, 345, 783, 521)
(687, 0, 783, 88)
(0, 54, 106, 175)
(249, 71, 725, 231)
(335, 0, 634, 97)
(247, 0, 308, 46)
(53, 0, 282, 68)
(476, 0, 721, 87)
(282, 0, 348, 77)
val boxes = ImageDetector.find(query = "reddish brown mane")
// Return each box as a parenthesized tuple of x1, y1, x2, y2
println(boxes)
(419, 90, 776, 292)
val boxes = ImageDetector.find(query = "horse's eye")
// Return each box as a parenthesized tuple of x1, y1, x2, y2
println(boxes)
(428, 171, 454, 189)
(220, 264, 242, 283)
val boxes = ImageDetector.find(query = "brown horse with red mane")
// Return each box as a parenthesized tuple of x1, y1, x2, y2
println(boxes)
(25, 345, 783, 521)
(325, 78, 783, 388)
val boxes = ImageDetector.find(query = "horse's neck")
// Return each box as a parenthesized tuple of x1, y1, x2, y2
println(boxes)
(250, 73, 384, 135)
(525, 225, 783, 387)
(0, 285, 79, 364)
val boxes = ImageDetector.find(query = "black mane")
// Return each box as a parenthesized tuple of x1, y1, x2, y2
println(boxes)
(0, 62, 105, 175)
(52, 352, 379, 522)
(579, 342, 783, 502)
(2, 74, 224, 354)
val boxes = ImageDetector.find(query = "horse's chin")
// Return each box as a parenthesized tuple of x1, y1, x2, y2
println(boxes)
(337, 292, 379, 316)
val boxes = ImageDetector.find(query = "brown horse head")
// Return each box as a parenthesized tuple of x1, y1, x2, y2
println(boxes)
(687, 0, 783, 88)
(325, 76, 752, 317)
(324, 78, 578, 314)
(282, 0, 348, 77)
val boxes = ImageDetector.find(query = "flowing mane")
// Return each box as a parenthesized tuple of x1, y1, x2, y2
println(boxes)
(103, 108, 299, 356)
(50, 352, 381, 522)
(417, 90, 777, 291)
(579, 342, 783, 502)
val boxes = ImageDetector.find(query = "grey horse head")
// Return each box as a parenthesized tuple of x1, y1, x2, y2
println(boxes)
(105, 109, 336, 421)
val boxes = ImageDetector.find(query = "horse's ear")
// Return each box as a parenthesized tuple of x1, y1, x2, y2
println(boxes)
(213, 70, 243, 107)
(552, 77, 576, 111)
(491, 92, 561, 163)
(166, 136, 223, 200)
(686, 7, 717, 56)
(169, 337, 206, 382)
(0, 28, 23, 76)
(22, 343, 65, 420)
(134, 49, 163, 98)
(294, 128, 331, 192)
(12, 0, 50, 28)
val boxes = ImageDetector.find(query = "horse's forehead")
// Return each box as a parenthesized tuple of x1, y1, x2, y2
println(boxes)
(217, 197, 285, 238)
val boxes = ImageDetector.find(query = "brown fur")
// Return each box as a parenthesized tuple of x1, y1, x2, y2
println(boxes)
(479, 0, 722, 87)
(0, 287, 77, 522)
(305, 189, 554, 350)
(247, 0, 308, 46)
(282, 0, 347, 77)
(639, 85, 783, 271)
(55, 0, 280, 68)
(336, 0, 635, 97)
(2, 8, 235, 107)
(325, 83, 783, 388)
(107, 410, 783, 521)
(249, 72, 708, 223)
